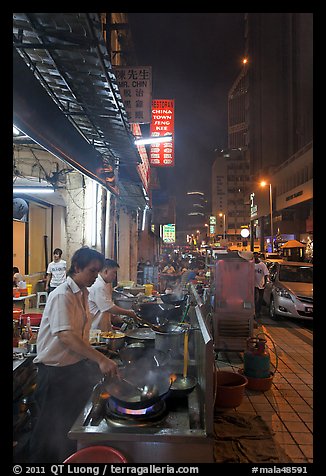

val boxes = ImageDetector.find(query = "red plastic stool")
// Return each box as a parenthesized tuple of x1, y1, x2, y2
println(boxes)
(63, 446, 128, 463)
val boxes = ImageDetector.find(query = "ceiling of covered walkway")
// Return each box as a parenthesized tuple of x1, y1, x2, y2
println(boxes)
(13, 12, 147, 209)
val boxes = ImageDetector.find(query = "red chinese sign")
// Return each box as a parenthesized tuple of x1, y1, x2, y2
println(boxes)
(149, 99, 174, 167)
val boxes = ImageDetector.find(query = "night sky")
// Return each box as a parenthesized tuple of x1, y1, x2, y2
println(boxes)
(128, 12, 245, 220)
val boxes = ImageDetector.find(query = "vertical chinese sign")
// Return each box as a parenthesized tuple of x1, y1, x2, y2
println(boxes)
(150, 99, 174, 167)
(114, 66, 152, 123)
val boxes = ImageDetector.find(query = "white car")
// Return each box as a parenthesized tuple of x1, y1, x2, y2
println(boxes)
(263, 261, 313, 321)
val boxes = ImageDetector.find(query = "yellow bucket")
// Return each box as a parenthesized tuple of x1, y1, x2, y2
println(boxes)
(26, 283, 33, 295)
(144, 284, 154, 296)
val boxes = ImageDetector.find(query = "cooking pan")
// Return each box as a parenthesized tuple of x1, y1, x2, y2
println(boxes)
(170, 375, 197, 397)
(160, 293, 187, 307)
(134, 302, 182, 324)
(103, 367, 171, 409)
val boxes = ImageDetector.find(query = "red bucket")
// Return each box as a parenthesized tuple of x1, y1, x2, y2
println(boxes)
(21, 313, 43, 326)
(63, 446, 128, 463)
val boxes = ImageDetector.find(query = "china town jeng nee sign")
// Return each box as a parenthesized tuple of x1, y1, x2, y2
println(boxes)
(150, 99, 174, 167)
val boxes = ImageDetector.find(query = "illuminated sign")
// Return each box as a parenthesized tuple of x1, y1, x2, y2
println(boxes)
(150, 100, 174, 167)
(163, 223, 176, 243)
(209, 216, 216, 225)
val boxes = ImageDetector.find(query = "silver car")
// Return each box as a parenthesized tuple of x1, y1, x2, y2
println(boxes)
(264, 261, 313, 321)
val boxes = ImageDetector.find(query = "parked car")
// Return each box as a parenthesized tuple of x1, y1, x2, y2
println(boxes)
(263, 261, 313, 321)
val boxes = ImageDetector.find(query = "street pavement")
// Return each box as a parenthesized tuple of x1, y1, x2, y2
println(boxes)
(214, 307, 313, 464)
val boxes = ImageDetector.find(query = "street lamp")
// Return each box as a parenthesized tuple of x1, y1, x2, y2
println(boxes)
(219, 213, 226, 240)
(260, 181, 274, 252)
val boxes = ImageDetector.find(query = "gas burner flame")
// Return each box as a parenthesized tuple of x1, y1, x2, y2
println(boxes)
(170, 373, 177, 384)
(110, 399, 156, 415)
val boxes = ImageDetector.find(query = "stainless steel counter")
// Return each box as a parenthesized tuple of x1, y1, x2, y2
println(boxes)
(69, 290, 215, 463)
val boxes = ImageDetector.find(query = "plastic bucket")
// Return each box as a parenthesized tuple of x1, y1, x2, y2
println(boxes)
(63, 446, 128, 463)
(144, 283, 154, 296)
(214, 370, 248, 409)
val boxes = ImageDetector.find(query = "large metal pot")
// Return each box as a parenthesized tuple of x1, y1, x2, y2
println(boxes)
(154, 323, 185, 359)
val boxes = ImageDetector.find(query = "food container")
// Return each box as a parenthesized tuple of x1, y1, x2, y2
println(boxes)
(144, 284, 154, 296)
(100, 331, 126, 351)
(26, 283, 33, 295)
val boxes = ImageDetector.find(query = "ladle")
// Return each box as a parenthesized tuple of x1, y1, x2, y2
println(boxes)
(121, 377, 159, 400)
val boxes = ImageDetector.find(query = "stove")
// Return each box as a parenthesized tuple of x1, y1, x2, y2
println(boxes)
(105, 398, 168, 427)
(68, 290, 215, 463)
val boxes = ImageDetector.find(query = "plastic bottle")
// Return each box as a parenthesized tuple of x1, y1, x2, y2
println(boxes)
(25, 317, 33, 340)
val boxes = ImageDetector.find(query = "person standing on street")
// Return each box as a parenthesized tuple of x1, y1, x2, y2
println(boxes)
(45, 248, 67, 294)
(254, 252, 269, 319)
(29, 247, 118, 463)
(88, 258, 137, 331)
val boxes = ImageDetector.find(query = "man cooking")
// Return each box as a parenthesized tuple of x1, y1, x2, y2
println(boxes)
(88, 258, 137, 331)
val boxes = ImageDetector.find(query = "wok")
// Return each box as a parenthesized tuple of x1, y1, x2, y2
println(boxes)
(103, 367, 171, 409)
(170, 375, 197, 397)
(134, 302, 182, 324)
(160, 293, 187, 307)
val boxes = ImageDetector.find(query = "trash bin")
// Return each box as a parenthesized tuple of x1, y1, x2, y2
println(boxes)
(63, 445, 128, 463)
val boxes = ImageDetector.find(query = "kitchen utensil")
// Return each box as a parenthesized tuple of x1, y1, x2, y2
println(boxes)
(170, 328, 197, 397)
(160, 293, 187, 306)
(121, 378, 159, 400)
(134, 302, 181, 324)
(170, 375, 197, 396)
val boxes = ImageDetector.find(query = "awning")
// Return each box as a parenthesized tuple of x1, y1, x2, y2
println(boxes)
(13, 12, 146, 208)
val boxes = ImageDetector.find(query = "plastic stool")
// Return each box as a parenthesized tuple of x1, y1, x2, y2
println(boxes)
(37, 291, 48, 308)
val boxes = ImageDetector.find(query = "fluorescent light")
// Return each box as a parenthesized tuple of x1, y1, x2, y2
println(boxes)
(13, 188, 55, 194)
(134, 136, 172, 146)
(13, 126, 20, 136)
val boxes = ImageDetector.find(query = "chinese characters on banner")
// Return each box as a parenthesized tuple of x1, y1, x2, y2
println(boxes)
(162, 224, 176, 243)
(114, 66, 152, 123)
(150, 99, 174, 167)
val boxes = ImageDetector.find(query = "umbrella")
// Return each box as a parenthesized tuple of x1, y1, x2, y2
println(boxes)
(280, 240, 306, 248)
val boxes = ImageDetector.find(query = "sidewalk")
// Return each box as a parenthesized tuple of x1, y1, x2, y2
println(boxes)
(214, 313, 313, 463)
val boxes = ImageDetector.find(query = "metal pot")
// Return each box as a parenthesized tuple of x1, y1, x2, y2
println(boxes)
(154, 323, 185, 359)
(100, 332, 126, 351)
